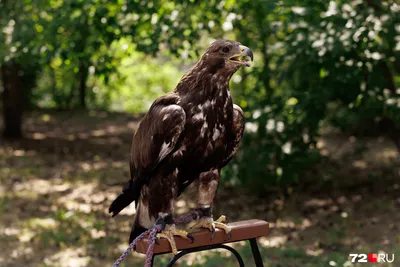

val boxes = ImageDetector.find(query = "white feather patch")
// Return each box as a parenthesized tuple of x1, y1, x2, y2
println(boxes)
(159, 142, 171, 160)
(193, 112, 204, 121)
(200, 121, 208, 137)
(173, 145, 186, 157)
(212, 128, 221, 141)
(158, 212, 169, 218)
(203, 100, 211, 108)
(163, 114, 170, 121)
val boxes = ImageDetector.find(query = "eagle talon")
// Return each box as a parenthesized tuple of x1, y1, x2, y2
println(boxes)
(187, 233, 195, 244)
(156, 225, 193, 255)
(190, 215, 231, 241)
(225, 230, 232, 241)
(210, 223, 216, 241)
(215, 215, 227, 223)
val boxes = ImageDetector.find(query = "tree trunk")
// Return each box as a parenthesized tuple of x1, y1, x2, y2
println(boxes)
(78, 61, 88, 109)
(20, 67, 38, 110)
(1, 62, 23, 138)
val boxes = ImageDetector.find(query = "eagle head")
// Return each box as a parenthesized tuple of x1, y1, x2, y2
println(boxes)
(200, 39, 254, 74)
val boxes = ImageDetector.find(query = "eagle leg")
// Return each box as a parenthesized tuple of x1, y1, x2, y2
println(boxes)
(191, 170, 232, 240)
(190, 214, 232, 241)
(156, 224, 194, 254)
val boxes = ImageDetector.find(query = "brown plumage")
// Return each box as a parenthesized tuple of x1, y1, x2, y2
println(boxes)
(109, 39, 253, 244)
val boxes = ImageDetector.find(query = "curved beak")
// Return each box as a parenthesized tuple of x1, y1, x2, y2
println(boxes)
(239, 45, 254, 62)
(229, 45, 254, 67)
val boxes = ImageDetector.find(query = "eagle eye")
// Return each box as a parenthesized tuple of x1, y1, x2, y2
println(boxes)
(221, 46, 230, 54)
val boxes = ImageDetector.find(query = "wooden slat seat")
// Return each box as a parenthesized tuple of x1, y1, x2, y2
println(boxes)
(135, 219, 269, 254)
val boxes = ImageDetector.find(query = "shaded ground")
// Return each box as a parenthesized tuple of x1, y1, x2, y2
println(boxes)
(0, 110, 399, 267)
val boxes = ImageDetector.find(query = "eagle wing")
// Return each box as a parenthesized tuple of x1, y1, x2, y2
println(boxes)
(109, 93, 185, 217)
(131, 92, 186, 184)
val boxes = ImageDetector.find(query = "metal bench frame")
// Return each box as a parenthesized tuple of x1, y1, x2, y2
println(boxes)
(150, 238, 264, 267)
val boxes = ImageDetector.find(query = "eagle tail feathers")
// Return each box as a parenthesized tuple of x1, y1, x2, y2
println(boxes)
(108, 180, 138, 217)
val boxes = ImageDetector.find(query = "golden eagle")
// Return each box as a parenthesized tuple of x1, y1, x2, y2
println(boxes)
(109, 39, 253, 252)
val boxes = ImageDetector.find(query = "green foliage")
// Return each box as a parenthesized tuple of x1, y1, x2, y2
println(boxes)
(283, 0, 400, 133)
(222, 1, 325, 188)
(223, 0, 400, 189)
(0, 0, 222, 109)
(92, 39, 183, 112)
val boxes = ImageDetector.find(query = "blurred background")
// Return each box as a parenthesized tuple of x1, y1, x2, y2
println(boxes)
(0, 0, 399, 266)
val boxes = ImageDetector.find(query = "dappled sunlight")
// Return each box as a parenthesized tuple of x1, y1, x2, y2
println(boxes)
(269, 219, 296, 229)
(174, 198, 197, 215)
(10, 246, 34, 262)
(304, 198, 333, 208)
(4, 226, 21, 237)
(118, 202, 136, 216)
(79, 161, 108, 172)
(0, 146, 37, 158)
(44, 248, 91, 267)
(0, 111, 399, 266)
(13, 149, 32, 156)
(24, 111, 137, 140)
(352, 160, 367, 169)
(320, 133, 399, 165)
(57, 182, 107, 214)
(300, 218, 313, 230)
(31, 132, 46, 140)
(17, 228, 36, 243)
(90, 228, 106, 239)
(14, 178, 61, 195)
(260, 235, 288, 248)
(90, 136, 124, 145)
(90, 129, 107, 137)
(306, 247, 324, 256)
(26, 217, 58, 229)
(368, 146, 399, 163)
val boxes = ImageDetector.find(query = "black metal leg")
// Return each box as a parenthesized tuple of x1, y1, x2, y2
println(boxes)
(151, 239, 264, 266)
(150, 255, 155, 267)
(162, 244, 244, 267)
(249, 238, 264, 267)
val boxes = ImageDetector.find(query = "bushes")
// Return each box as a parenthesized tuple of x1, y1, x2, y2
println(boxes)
(223, 0, 399, 190)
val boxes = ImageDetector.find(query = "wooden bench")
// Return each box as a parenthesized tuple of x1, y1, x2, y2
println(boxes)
(135, 219, 269, 266)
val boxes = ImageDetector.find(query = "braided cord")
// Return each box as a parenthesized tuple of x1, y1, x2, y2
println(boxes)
(113, 209, 203, 267)
(112, 224, 162, 267)
(143, 225, 161, 266)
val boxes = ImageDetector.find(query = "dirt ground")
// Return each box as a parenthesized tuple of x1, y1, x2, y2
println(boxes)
(0, 110, 399, 267)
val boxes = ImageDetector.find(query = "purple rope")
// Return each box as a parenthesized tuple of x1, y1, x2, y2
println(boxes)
(112, 224, 162, 267)
(144, 226, 160, 267)
(113, 210, 201, 267)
